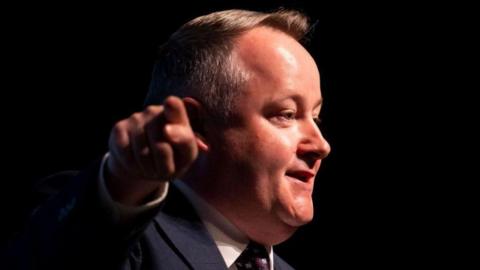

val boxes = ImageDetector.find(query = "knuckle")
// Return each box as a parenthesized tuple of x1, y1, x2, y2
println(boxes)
(112, 120, 126, 135)
(130, 112, 143, 124)
(163, 125, 194, 144)
(111, 122, 129, 147)
(164, 96, 177, 105)
(145, 105, 162, 115)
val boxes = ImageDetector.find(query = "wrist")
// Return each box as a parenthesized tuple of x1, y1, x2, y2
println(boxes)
(105, 157, 165, 206)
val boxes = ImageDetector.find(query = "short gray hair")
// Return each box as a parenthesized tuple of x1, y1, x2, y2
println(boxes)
(144, 9, 310, 123)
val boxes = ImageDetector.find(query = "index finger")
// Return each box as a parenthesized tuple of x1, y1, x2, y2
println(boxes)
(163, 96, 189, 125)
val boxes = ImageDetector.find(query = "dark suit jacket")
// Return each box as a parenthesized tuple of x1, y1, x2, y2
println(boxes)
(6, 160, 295, 270)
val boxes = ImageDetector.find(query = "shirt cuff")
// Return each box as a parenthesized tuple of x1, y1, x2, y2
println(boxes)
(97, 152, 169, 223)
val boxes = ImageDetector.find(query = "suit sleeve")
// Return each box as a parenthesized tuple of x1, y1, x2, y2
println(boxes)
(5, 158, 164, 270)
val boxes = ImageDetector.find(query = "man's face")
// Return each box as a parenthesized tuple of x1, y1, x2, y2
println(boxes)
(204, 27, 331, 244)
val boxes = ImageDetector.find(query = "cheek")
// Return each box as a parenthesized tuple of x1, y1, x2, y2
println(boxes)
(248, 127, 297, 171)
(219, 121, 299, 180)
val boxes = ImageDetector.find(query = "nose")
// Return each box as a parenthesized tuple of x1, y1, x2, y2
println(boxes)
(297, 119, 331, 162)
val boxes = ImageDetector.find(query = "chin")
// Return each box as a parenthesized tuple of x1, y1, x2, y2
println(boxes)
(244, 218, 298, 245)
(285, 213, 313, 227)
(279, 203, 314, 227)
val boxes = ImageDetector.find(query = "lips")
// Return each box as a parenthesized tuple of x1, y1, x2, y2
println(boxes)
(285, 170, 315, 182)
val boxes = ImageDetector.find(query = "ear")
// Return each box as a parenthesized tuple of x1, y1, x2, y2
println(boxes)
(182, 97, 210, 152)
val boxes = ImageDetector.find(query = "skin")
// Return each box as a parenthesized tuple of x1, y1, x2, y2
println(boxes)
(186, 27, 331, 244)
(106, 26, 330, 246)
(105, 97, 198, 205)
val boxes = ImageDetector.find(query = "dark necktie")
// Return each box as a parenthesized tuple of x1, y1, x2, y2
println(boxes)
(235, 241, 270, 270)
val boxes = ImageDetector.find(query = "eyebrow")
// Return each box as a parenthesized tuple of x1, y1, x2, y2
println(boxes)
(271, 94, 323, 108)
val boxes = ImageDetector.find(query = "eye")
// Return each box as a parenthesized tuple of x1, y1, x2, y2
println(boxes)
(278, 110, 296, 121)
(270, 109, 297, 126)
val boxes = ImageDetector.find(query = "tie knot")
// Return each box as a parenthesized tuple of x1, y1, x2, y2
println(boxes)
(235, 241, 270, 270)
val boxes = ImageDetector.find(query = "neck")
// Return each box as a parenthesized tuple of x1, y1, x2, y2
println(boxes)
(181, 159, 297, 245)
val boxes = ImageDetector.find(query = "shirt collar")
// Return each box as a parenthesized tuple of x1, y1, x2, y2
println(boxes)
(174, 180, 273, 269)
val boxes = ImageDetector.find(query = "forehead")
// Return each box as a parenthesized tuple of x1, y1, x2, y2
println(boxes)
(232, 27, 321, 104)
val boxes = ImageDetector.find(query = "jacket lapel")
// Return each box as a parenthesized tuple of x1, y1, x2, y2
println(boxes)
(153, 185, 227, 270)
(274, 253, 295, 270)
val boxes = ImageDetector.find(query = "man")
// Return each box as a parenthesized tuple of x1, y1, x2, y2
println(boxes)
(7, 9, 330, 270)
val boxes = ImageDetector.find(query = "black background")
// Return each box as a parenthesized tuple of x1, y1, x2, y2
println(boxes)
(2, 0, 467, 268)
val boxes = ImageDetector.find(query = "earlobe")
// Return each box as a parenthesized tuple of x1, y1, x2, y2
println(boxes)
(183, 97, 210, 153)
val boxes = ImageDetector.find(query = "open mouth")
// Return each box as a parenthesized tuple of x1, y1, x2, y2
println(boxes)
(285, 171, 314, 182)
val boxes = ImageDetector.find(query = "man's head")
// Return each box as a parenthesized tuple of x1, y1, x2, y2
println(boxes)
(147, 9, 331, 245)
(145, 9, 310, 123)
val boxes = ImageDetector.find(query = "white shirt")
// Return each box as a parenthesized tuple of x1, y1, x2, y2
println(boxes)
(174, 180, 274, 270)
(98, 153, 274, 270)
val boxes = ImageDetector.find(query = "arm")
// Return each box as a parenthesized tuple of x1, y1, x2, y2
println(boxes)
(6, 96, 199, 269)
